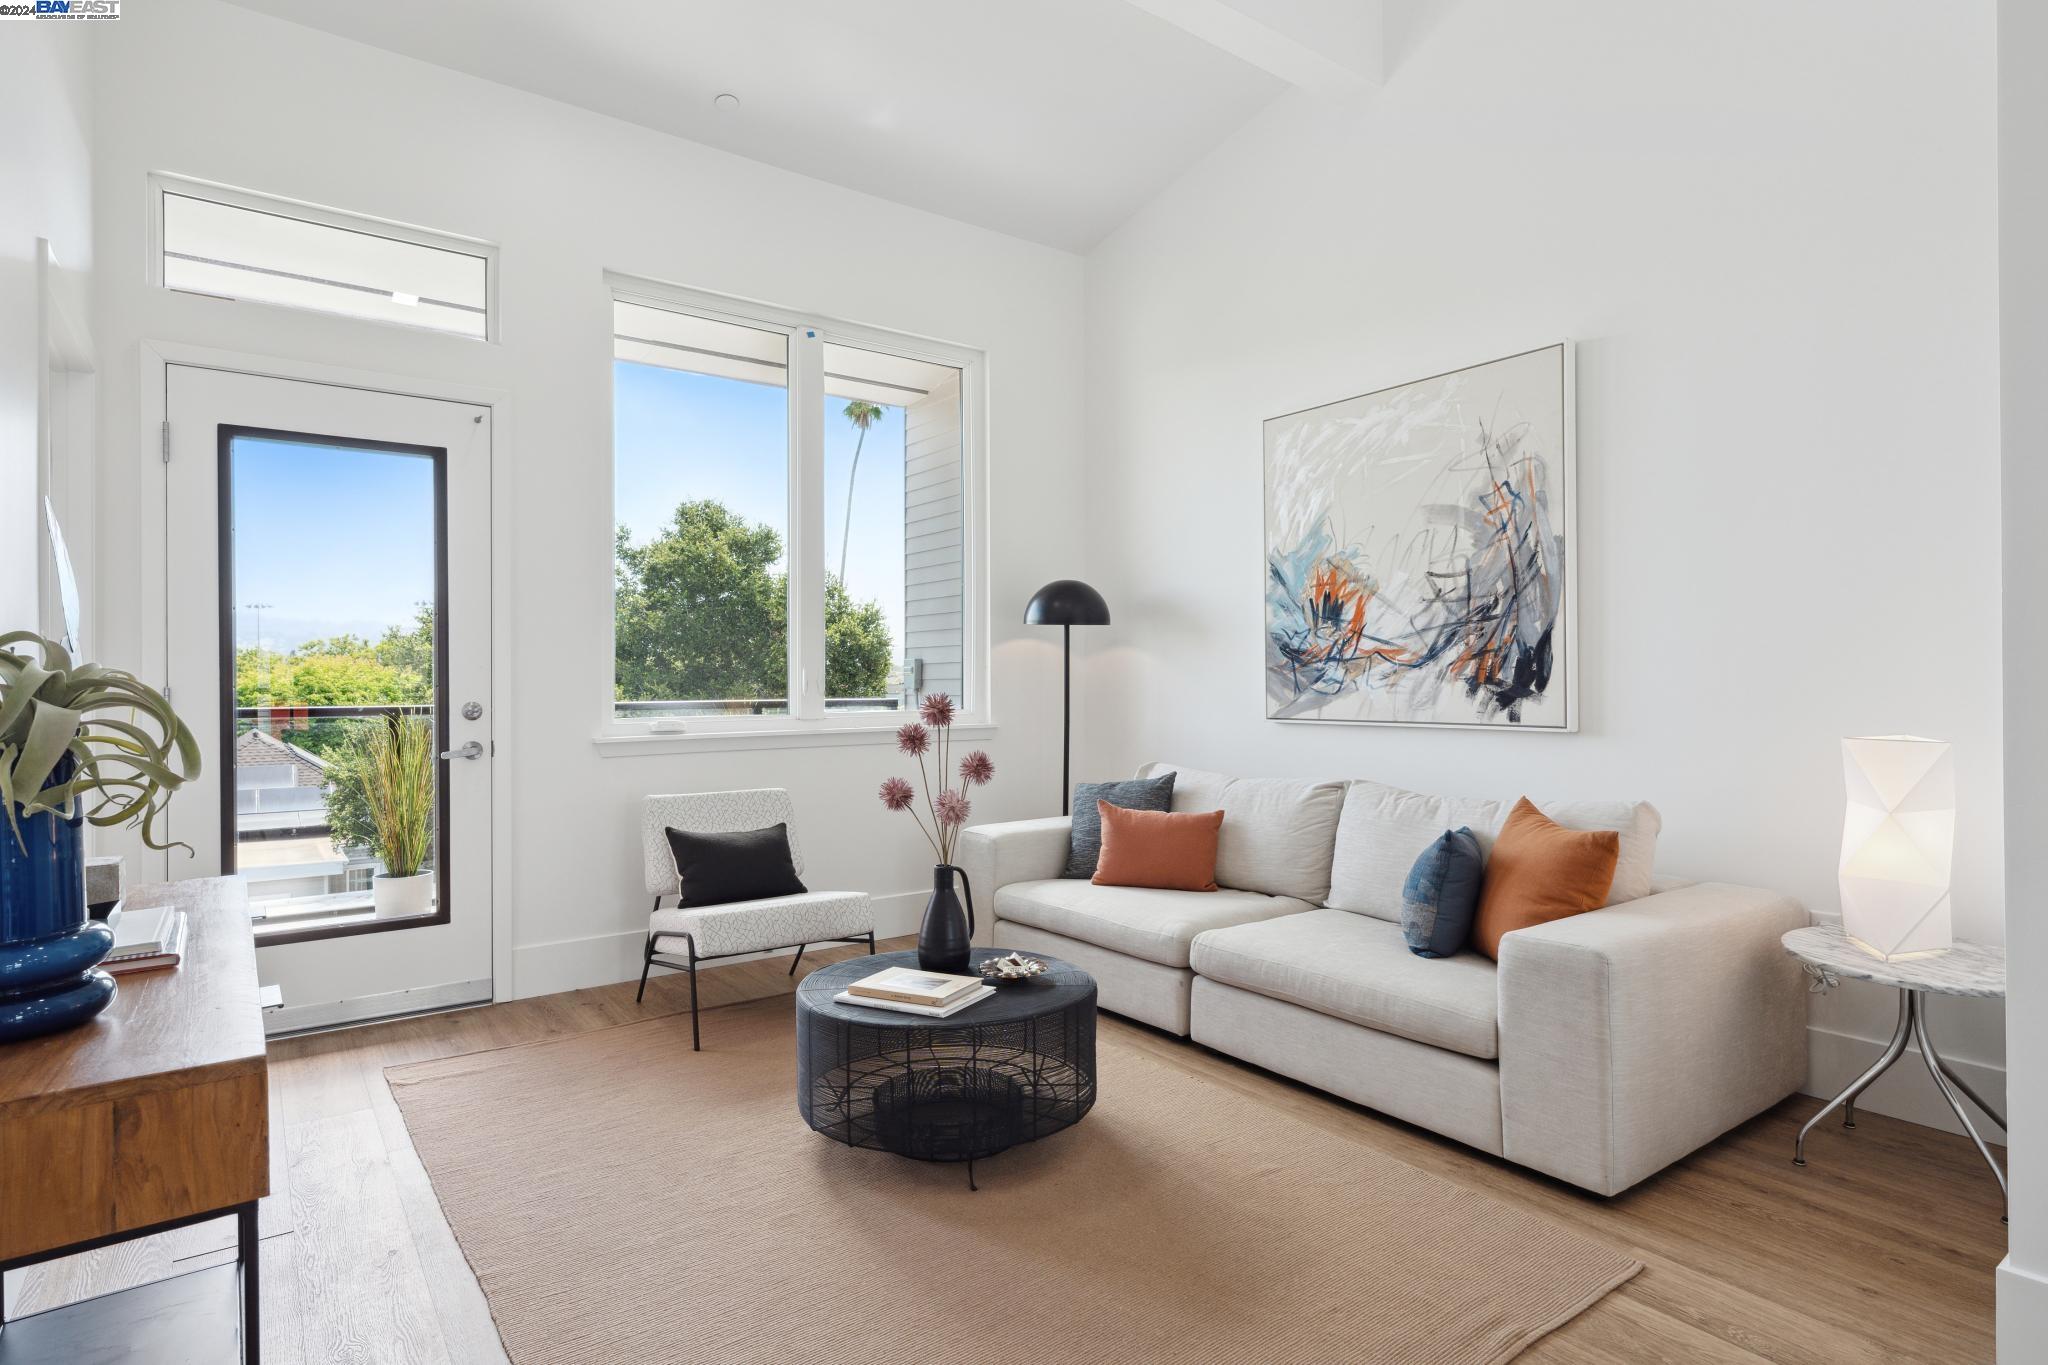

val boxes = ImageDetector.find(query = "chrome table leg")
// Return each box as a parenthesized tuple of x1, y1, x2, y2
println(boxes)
(1796, 989, 1911, 1165)
(1933, 1052, 2007, 1133)
(1912, 990, 2007, 1221)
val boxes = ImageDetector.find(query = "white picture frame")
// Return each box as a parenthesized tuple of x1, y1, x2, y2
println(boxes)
(1262, 342, 1578, 731)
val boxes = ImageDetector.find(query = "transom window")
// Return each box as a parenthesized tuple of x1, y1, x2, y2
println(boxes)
(152, 173, 496, 339)
(608, 278, 982, 738)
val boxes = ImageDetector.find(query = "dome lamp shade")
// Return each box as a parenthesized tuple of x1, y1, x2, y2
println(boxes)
(1024, 580, 1111, 627)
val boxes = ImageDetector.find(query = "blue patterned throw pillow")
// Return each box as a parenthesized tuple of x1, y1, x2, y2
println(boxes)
(1401, 827, 1485, 958)
(1063, 772, 1177, 878)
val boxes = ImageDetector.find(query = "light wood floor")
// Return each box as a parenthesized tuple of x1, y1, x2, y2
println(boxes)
(6, 937, 2006, 1364)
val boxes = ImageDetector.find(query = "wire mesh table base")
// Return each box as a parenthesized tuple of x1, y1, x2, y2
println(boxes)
(797, 950, 1097, 1187)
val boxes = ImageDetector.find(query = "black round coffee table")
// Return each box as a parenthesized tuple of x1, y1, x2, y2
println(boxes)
(796, 948, 1097, 1187)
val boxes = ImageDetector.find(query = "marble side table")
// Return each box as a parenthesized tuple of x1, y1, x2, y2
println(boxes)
(1782, 924, 2005, 1220)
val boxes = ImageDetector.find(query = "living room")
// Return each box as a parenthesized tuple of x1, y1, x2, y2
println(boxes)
(0, 1, 2038, 1361)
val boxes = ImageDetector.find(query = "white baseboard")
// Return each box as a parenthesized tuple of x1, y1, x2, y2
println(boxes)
(1802, 1023, 2007, 1144)
(508, 891, 926, 1000)
(266, 977, 492, 1036)
(1999, 1257, 2048, 1361)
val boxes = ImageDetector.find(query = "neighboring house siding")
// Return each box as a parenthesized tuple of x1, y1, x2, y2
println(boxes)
(903, 370, 963, 706)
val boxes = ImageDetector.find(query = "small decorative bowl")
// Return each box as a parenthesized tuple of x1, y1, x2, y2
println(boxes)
(978, 952, 1049, 986)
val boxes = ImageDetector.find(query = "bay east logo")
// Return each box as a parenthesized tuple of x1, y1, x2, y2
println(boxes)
(0, 0, 122, 17)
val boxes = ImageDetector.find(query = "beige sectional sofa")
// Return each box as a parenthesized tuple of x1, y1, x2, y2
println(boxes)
(956, 762, 1809, 1196)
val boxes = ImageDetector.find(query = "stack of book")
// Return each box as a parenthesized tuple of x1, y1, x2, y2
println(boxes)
(103, 903, 188, 976)
(835, 966, 993, 1018)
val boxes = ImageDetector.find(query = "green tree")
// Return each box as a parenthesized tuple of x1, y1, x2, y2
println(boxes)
(824, 574, 892, 699)
(614, 498, 895, 704)
(836, 399, 885, 584)
(374, 605, 435, 680)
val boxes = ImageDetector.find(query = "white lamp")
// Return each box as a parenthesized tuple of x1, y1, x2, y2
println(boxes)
(1838, 735, 1954, 960)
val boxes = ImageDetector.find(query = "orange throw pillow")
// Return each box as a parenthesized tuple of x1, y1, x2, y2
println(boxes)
(1092, 801, 1224, 892)
(1472, 797, 1621, 960)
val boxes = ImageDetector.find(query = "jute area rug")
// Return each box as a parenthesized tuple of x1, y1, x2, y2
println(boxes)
(386, 999, 1639, 1365)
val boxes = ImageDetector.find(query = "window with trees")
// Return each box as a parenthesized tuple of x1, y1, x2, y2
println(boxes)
(609, 280, 980, 736)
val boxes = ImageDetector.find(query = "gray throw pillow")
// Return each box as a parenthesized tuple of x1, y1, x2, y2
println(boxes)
(1063, 773, 1177, 878)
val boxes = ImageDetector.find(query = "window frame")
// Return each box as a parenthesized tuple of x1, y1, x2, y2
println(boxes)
(148, 171, 500, 343)
(601, 273, 990, 748)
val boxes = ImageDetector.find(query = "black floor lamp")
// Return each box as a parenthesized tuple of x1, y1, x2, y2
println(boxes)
(1025, 579, 1111, 815)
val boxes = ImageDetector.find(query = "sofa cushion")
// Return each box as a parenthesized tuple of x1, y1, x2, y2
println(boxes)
(1190, 909, 1500, 1060)
(1534, 798, 1661, 905)
(1137, 763, 1346, 903)
(993, 878, 1308, 969)
(1325, 779, 1662, 920)
(1326, 780, 1508, 922)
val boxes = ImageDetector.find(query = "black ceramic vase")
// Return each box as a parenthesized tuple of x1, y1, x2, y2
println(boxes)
(917, 863, 975, 975)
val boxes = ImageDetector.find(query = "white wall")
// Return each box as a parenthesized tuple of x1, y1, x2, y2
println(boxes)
(0, 24, 94, 635)
(88, 0, 1087, 1002)
(1081, 0, 2006, 1130)
(1999, 0, 2048, 1351)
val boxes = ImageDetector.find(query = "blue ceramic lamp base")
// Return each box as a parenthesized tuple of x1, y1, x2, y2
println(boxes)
(0, 962, 117, 1042)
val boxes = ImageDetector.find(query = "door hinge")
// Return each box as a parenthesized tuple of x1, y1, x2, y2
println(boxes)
(160, 420, 171, 463)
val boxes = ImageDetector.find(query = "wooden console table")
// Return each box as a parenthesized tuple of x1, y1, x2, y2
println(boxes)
(0, 878, 267, 1362)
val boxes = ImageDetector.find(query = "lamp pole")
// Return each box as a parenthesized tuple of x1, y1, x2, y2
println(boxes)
(1024, 579, 1110, 819)
(1062, 623, 1072, 815)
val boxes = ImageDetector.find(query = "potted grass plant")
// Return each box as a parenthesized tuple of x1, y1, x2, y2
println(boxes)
(0, 631, 198, 1040)
(338, 713, 436, 919)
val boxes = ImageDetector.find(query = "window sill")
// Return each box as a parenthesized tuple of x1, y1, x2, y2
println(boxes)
(253, 907, 446, 946)
(592, 720, 996, 757)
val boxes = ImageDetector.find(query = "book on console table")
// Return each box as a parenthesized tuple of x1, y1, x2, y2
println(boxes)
(845, 966, 984, 1008)
(834, 984, 996, 1018)
(103, 905, 188, 975)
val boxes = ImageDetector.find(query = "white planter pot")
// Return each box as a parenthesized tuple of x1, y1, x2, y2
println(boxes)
(372, 871, 435, 920)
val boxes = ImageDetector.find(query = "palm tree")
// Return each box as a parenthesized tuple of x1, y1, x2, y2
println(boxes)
(836, 399, 884, 585)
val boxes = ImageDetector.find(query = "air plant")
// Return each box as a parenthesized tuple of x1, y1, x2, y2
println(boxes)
(0, 631, 200, 853)
(876, 693, 992, 863)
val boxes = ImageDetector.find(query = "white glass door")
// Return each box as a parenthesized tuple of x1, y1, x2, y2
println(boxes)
(163, 365, 492, 1022)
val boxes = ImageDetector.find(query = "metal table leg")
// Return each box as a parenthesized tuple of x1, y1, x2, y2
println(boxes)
(240, 1199, 261, 1364)
(1912, 991, 2008, 1222)
(1796, 989, 1911, 1165)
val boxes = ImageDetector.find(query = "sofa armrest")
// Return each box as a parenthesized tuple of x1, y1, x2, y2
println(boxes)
(1497, 881, 1808, 1195)
(955, 818, 1072, 944)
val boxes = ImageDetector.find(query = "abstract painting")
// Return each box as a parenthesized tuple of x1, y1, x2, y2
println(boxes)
(1264, 343, 1575, 730)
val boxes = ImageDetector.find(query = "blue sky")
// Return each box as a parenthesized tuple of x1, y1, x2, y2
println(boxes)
(230, 437, 436, 653)
(230, 365, 912, 657)
(613, 362, 910, 648)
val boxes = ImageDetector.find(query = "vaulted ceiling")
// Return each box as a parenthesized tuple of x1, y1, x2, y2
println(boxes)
(221, 0, 1386, 251)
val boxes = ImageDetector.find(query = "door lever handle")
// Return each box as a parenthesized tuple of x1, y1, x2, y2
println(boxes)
(441, 740, 484, 761)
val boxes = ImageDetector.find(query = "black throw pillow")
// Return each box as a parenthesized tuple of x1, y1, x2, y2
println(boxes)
(664, 823, 807, 909)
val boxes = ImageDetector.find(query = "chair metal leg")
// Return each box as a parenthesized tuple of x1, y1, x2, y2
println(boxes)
(788, 943, 807, 976)
(636, 896, 662, 1004)
(1913, 991, 2007, 1219)
(1797, 989, 1911, 1164)
(867, 931, 876, 955)
(688, 937, 701, 1052)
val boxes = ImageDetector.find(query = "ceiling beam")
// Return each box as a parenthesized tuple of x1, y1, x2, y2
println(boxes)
(1123, 0, 1382, 95)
